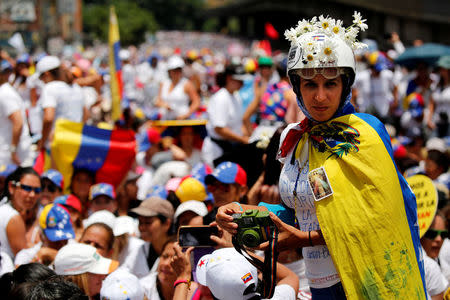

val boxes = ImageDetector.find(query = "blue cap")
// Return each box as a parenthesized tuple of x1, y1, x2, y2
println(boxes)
(146, 185, 168, 199)
(205, 161, 247, 186)
(0, 60, 13, 73)
(17, 53, 30, 65)
(41, 169, 64, 190)
(89, 183, 116, 200)
(0, 164, 17, 177)
(39, 204, 75, 242)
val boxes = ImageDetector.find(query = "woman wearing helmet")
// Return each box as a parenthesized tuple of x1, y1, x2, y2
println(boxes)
(217, 13, 427, 299)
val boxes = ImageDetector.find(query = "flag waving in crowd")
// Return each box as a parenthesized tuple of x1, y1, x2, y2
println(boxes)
(51, 119, 136, 191)
(108, 5, 123, 121)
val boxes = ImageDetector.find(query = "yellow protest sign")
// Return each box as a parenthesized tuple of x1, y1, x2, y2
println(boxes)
(406, 174, 438, 237)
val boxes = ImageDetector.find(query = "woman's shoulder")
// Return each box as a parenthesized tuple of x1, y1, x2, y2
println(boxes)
(0, 202, 18, 216)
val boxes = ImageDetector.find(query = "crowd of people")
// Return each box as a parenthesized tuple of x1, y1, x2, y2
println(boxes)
(0, 11, 448, 300)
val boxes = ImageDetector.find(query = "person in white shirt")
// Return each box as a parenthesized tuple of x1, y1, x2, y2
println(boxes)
(354, 52, 397, 122)
(155, 56, 200, 120)
(0, 60, 33, 166)
(201, 64, 250, 165)
(36, 56, 84, 150)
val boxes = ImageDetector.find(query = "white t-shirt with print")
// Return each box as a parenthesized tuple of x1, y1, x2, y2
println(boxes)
(278, 125, 340, 289)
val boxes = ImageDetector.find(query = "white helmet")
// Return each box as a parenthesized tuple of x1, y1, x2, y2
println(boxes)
(287, 32, 355, 76)
(285, 13, 368, 86)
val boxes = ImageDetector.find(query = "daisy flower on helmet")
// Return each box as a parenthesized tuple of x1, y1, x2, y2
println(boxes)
(352, 11, 368, 31)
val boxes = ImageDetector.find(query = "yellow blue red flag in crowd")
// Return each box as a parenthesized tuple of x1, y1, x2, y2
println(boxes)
(108, 5, 123, 121)
(51, 119, 136, 193)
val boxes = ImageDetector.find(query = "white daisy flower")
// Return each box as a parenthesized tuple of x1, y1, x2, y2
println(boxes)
(318, 15, 334, 32)
(352, 42, 368, 51)
(331, 19, 344, 37)
(296, 19, 313, 34)
(344, 27, 359, 46)
(303, 51, 316, 66)
(352, 11, 368, 31)
(304, 39, 316, 52)
(318, 39, 338, 62)
(284, 28, 297, 42)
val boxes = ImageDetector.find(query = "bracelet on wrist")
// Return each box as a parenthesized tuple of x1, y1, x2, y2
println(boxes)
(308, 231, 314, 247)
(10, 145, 17, 153)
(174, 279, 191, 290)
(233, 201, 243, 212)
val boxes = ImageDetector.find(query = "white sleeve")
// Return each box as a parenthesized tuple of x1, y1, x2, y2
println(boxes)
(0, 251, 14, 276)
(208, 91, 229, 129)
(40, 85, 57, 108)
(266, 284, 296, 300)
(0, 92, 20, 117)
(439, 239, 450, 283)
(424, 255, 448, 296)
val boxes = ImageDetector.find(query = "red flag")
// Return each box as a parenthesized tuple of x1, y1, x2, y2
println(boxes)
(257, 40, 272, 56)
(265, 22, 279, 40)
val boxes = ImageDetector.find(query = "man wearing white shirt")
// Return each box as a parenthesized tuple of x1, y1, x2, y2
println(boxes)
(36, 56, 84, 150)
(0, 60, 32, 166)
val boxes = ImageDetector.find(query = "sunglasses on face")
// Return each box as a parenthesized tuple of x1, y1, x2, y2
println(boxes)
(14, 182, 41, 194)
(423, 229, 449, 240)
(293, 67, 347, 80)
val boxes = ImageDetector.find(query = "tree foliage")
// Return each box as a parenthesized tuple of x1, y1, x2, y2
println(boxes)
(83, 0, 158, 45)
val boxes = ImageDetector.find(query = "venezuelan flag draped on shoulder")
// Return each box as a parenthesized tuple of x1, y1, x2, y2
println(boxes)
(279, 113, 426, 299)
(51, 119, 136, 192)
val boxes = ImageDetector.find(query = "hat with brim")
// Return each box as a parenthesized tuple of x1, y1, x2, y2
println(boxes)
(54, 243, 119, 275)
(35, 56, 61, 77)
(205, 161, 247, 187)
(196, 248, 259, 300)
(39, 204, 75, 242)
(130, 196, 174, 219)
(174, 200, 208, 220)
(167, 55, 185, 70)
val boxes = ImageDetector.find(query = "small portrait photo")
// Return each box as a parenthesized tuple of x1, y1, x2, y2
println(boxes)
(308, 167, 333, 201)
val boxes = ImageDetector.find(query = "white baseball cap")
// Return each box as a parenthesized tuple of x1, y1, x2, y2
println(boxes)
(167, 55, 185, 70)
(113, 216, 140, 237)
(36, 56, 61, 77)
(54, 243, 118, 275)
(174, 200, 208, 221)
(196, 248, 259, 300)
(83, 210, 116, 229)
(426, 137, 446, 153)
(100, 268, 145, 300)
(119, 49, 131, 61)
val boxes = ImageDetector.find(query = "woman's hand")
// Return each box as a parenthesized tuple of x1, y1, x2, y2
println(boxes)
(215, 203, 242, 235)
(259, 212, 303, 251)
(171, 242, 193, 280)
(209, 222, 233, 249)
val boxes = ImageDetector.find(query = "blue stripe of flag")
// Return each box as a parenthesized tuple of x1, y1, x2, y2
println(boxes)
(72, 125, 112, 173)
(113, 41, 121, 72)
